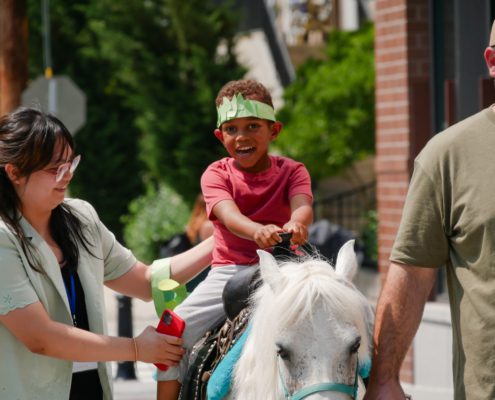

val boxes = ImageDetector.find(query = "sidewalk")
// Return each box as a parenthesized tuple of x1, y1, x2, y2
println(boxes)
(104, 287, 158, 400)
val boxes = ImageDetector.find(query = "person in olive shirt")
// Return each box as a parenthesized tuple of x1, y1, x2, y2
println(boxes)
(364, 21, 495, 400)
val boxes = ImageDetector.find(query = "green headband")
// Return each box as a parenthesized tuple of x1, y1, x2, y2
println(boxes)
(216, 93, 276, 127)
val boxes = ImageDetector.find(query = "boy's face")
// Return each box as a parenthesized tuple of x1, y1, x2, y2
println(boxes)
(214, 117, 282, 173)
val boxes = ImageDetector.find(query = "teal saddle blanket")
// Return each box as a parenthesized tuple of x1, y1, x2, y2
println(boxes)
(206, 324, 251, 400)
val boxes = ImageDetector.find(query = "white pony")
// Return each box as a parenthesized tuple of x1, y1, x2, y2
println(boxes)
(231, 240, 374, 400)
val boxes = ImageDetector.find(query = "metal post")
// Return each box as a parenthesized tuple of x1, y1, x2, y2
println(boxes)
(115, 295, 137, 380)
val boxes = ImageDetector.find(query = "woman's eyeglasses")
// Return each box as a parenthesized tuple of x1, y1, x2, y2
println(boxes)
(55, 155, 81, 183)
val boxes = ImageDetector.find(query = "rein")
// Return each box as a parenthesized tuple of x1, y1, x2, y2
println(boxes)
(277, 355, 359, 400)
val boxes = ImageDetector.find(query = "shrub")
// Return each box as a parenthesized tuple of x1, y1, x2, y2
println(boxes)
(122, 183, 190, 263)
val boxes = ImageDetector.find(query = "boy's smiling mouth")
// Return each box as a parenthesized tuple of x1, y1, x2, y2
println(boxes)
(236, 146, 255, 155)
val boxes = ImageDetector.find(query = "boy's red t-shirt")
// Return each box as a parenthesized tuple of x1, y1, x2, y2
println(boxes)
(201, 155, 312, 266)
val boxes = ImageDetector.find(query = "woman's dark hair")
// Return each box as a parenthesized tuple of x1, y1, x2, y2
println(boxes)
(0, 107, 93, 272)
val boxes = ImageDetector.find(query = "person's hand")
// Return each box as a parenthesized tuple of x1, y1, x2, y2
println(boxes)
(282, 221, 308, 245)
(134, 326, 185, 365)
(253, 224, 283, 249)
(363, 378, 409, 400)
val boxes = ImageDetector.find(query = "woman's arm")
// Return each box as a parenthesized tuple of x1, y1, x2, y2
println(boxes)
(105, 261, 153, 301)
(106, 236, 214, 298)
(169, 235, 213, 284)
(0, 302, 184, 365)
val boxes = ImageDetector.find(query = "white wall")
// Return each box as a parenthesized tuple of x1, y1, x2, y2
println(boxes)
(234, 29, 284, 110)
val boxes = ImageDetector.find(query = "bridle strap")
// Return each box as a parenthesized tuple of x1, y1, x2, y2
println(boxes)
(277, 355, 359, 399)
(290, 382, 356, 400)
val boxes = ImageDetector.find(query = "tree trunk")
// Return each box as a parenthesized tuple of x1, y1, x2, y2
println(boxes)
(0, 0, 28, 116)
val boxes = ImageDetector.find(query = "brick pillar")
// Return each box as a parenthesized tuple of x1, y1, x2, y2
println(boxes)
(375, 0, 432, 384)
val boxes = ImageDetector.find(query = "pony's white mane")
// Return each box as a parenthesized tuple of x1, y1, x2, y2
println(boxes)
(257, 258, 364, 329)
(232, 255, 372, 400)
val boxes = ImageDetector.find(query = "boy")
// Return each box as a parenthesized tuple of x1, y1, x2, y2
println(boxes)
(157, 79, 313, 399)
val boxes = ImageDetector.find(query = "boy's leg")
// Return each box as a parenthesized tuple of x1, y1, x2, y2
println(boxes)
(156, 265, 243, 399)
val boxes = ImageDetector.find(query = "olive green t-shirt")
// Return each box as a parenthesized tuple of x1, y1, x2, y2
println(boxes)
(391, 106, 495, 400)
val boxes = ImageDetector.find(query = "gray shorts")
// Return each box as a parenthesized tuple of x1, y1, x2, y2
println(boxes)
(156, 264, 252, 382)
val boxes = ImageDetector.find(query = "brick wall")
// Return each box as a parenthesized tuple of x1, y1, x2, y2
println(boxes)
(375, 0, 432, 384)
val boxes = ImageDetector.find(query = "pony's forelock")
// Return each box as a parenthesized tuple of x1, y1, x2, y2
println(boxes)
(263, 258, 365, 329)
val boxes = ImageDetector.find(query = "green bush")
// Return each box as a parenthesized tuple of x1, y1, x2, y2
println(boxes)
(276, 23, 375, 181)
(122, 183, 190, 263)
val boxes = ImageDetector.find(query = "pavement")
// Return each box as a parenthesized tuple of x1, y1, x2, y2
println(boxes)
(105, 287, 159, 400)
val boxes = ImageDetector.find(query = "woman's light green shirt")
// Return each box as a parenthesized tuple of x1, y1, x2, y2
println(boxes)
(0, 199, 137, 399)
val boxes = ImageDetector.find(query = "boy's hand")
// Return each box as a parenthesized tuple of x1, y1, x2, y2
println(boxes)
(283, 221, 308, 245)
(253, 224, 283, 249)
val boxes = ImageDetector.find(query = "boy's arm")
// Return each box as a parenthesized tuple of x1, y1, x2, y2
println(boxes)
(212, 199, 282, 248)
(283, 194, 313, 244)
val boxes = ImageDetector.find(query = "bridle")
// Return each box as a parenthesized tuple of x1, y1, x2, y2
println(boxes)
(271, 236, 365, 399)
(277, 355, 359, 400)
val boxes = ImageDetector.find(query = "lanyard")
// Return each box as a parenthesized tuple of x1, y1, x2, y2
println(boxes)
(63, 270, 77, 327)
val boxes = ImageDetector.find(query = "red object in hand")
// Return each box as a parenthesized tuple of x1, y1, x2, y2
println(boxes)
(154, 309, 186, 371)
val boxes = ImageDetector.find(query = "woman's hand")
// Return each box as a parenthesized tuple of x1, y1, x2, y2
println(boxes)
(134, 326, 185, 365)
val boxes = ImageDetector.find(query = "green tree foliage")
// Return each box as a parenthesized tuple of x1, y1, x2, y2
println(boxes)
(27, 1, 144, 240)
(122, 183, 189, 263)
(80, 1, 243, 202)
(276, 23, 375, 181)
(26, 0, 243, 239)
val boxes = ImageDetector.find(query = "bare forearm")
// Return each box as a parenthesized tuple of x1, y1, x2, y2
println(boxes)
(287, 204, 313, 227)
(223, 213, 264, 240)
(2, 303, 184, 367)
(107, 236, 213, 298)
(37, 322, 134, 362)
(370, 263, 437, 384)
(170, 236, 214, 283)
(213, 200, 266, 241)
(31, 320, 183, 365)
(106, 261, 152, 302)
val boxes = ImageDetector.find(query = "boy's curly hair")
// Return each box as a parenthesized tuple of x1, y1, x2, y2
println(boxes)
(215, 79, 274, 108)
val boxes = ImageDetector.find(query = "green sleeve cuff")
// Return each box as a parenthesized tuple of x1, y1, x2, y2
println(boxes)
(150, 258, 187, 317)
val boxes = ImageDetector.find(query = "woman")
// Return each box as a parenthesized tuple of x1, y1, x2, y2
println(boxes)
(0, 107, 213, 399)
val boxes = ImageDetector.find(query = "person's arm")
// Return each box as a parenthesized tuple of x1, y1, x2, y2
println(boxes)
(106, 236, 214, 298)
(105, 261, 152, 301)
(212, 199, 282, 248)
(0, 302, 184, 365)
(169, 235, 213, 284)
(283, 194, 313, 245)
(363, 262, 437, 399)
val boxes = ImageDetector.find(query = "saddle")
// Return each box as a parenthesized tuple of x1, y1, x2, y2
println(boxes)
(179, 308, 249, 400)
(179, 234, 313, 400)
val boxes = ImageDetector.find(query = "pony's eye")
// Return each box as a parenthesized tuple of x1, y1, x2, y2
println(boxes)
(350, 337, 361, 354)
(276, 344, 291, 361)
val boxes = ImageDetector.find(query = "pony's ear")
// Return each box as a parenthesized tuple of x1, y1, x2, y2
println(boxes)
(257, 250, 286, 293)
(335, 239, 358, 281)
